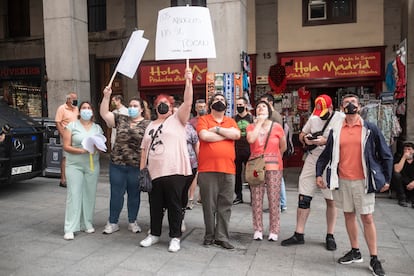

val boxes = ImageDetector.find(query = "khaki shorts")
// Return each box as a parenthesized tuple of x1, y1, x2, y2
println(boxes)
(298, 152, 333, 200)
(333, 179, 375, 214)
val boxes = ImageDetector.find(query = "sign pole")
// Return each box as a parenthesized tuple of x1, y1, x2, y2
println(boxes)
(107, 70, 117, 88)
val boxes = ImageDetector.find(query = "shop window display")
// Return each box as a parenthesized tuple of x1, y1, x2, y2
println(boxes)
(10, 85, 42, 117)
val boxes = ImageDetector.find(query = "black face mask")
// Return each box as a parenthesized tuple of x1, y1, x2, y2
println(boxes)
(211, 101, 227, 112)
(72, 99, 78, 106)
(236, 106, 245, 114)
(320, 112, 330, 120)
(344, 102, 358, 114)
(157, 102, 169, 115)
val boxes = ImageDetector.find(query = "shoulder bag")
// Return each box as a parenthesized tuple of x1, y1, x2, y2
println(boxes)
(245, 122, 273, 186)
(139, 124, 163, 193)
(304, 111, 335, 152)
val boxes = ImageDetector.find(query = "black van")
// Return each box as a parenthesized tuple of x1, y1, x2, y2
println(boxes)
(0, 102, 44, 185)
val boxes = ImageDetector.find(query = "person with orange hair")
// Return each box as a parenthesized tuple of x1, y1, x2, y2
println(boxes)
(139, 68, 193, 253)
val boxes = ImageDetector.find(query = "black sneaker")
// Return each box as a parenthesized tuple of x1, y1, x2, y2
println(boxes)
(281, 233, 304, 246)
(214, 240, 235, 250)
(326, 235, 337, 251)
(233, 198, 243, 205)
(398, 200, 408, 207)
(203, 239, 214, 246)
(369, 258, 386, 276)
(338, 249, 363, 264)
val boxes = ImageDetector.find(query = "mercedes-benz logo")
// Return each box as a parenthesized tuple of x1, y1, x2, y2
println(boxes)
(13, 139, 25, 152)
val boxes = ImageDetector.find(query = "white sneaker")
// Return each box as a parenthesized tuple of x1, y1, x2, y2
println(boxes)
(64, 232, 74, 240)
(140, 234, 160, 247)
(84, 228, 95, 234)
(268, 233, 278, 241)
(253, 231, 263, 241)
(103, 222, 120, 234)
(181, 220, 186, 232)
(128, 221, 142, 233)
(168, 238, 181, 252)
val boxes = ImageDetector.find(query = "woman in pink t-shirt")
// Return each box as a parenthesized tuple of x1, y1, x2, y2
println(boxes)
(246, 101, 287, 242)
(139, 69, 193, 253)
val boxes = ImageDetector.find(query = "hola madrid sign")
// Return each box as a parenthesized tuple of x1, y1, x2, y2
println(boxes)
(280, 48, 383, 81)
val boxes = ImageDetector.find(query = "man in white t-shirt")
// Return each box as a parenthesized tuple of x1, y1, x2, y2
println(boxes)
(281, 94, 344, 251)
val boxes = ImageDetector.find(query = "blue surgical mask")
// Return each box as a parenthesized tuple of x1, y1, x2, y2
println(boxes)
(128, 107, 140, 118)
(80, 109, 93, 121)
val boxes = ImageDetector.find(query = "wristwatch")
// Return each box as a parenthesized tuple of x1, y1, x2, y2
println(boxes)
(215, 126, 220, 133)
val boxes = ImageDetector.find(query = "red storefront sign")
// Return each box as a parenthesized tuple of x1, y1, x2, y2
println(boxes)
(0, 66, 41, 78)
(139, 61, 207, 88)
(280, 51, 382, 81)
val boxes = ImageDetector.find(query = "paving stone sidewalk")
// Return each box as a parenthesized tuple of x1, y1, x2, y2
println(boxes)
(0, 157, 413, 275)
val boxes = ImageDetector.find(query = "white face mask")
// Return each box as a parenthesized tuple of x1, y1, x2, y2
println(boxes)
(257, 114, 268, 120)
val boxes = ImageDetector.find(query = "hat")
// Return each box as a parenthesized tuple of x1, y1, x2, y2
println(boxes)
(313, 94, 332, 117)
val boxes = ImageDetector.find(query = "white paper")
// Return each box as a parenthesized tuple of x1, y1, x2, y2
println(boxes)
(156, 6, 216, 60)
(116, 30, 149, 78)
(81, 134, 107, 153)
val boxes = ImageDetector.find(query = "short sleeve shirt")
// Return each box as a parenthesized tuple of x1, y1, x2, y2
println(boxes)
(247, 122, 285, 170)
(111, 114, 150, 167)
(140, 113, 192, 180)
(197, 114, 238, 174)
(55, 104, 79, 130)
(186, 123, 199, 169)
(65, 120, 103, 166)
(234, 113, 254, 151)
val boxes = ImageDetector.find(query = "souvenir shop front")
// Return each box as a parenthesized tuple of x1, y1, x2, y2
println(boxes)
(0, 59, 47, 117)
(271, 46, 397, 167)
(138, 60, 208, 110)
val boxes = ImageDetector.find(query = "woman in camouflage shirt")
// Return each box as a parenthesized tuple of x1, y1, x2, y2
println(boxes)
(100, 87, 150, 235)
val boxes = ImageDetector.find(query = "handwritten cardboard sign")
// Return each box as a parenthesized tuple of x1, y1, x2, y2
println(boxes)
(156, 6, 216, 60)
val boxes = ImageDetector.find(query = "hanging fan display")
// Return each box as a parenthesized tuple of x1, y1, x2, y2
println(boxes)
(268, 63, 287, 94)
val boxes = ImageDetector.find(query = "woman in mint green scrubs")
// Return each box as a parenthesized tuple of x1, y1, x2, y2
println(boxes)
(62, 101, 103, 240)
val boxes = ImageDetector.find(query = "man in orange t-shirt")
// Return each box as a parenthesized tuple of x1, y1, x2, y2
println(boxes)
(316, 94, 392, 276)
(197, 93, 240, 250)
(55, 92, 79, 187)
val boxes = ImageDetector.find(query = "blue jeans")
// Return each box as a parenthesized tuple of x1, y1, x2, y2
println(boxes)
(280, 177, 287, 208)
(109, 162, 141, 224)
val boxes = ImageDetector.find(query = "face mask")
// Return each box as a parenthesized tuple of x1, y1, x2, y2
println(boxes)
(257, 114, 268, 120)
(320, 112, 330, 120)
(80, 109, 93, 121)
(128, 107, 140, 118)
(211, 101, 227, 112)
(198, 109, 207, 116)
(111, 102, 117, 109)
(237, 106, 245, 114)
(157, 102, 170, 115)
(72, 99, 78, 107)
(344, 102, 358, 114)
